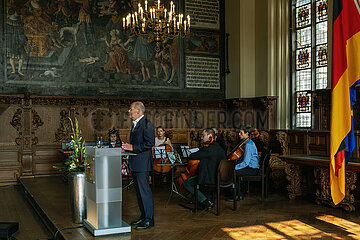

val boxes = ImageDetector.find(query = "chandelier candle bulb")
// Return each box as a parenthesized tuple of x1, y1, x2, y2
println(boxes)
(123, 0, 190, 53)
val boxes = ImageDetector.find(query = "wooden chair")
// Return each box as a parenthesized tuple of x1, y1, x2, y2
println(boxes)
(238, 149, 272, 202)
(194, 160, 237, 216)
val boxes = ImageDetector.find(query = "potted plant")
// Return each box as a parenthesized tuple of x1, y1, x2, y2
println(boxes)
(55, 117, 87, 223)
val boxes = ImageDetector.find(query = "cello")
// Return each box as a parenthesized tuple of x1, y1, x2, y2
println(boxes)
(177, 137, 213, 192)
(227, 128, 260, 162)
(153, 129, 173, 174)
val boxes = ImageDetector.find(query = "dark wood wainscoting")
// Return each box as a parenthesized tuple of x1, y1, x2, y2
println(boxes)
(0, 94, 276, 185)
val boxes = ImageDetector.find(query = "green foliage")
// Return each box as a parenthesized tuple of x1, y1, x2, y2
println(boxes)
(54, 117, 86, 172)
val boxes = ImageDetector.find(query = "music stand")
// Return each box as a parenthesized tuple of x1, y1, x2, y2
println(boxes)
(164, 152, 189, 207)
(180, 145, 191, 158)
(153, 146, 171, 180)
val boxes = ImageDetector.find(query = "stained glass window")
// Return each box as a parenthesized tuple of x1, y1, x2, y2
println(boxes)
(316, 44, 327, 67)
(292, 0, 328, 128)
(316, 0, 328, 22)
(296, 47, 311, 70)
(296, 4, 311, 28)
(296, 92, 312, 112)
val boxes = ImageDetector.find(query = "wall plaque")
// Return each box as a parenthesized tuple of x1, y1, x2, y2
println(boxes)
(185, 0, 220, 30)
(185, 56, 220, 89)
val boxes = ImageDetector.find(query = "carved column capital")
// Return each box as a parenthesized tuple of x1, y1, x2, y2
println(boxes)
(276, 131, 289, 155)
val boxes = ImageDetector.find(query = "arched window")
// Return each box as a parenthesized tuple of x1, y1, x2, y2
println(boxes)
(292, 0, 328, 128)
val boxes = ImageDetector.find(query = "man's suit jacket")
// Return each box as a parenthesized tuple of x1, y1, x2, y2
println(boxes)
(129, 117, 155, 172)
(189, 141, 226, 185)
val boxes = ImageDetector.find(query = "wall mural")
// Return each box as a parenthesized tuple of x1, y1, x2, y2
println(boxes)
(0, 0, 224, 98)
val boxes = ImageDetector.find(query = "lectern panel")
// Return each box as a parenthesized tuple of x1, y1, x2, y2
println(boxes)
(84, 147, 132, 236)
(97, 202, 122, 229)
(95, 155, 122, 189)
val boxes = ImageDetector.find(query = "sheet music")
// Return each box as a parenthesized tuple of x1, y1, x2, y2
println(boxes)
(180, 146, 200, 157)
(189, 148, 199, 154)
(167, 152, 176, 164)
(154, 146, 166, 158)
(180, 146, 190, 157)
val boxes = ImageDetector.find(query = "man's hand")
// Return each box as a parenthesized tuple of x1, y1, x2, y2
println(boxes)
(122, 143, 133, 151)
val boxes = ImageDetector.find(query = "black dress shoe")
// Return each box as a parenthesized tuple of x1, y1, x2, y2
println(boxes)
(135, 221, 154, 230)
(226, 195, 244, 202)
(131, 218, 145, 226)
(191, 200, 213, 212)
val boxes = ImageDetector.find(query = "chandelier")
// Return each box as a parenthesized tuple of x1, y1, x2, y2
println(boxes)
(123, 0, 190, 52)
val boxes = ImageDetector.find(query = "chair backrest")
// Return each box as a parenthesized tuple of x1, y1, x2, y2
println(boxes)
(218, 160, 235, 182)
(260, 149, 272, 177)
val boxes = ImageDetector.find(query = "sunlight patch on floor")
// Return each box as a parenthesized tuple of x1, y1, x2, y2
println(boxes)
(316, 214, 360, 239)
(222, 219, 340, 240)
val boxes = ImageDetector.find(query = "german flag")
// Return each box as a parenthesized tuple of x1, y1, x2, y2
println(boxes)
(331, 0, 360, 205)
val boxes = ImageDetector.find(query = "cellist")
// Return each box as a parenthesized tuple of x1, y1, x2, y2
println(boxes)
(226, 125, 260, 202)
(182, 128, 226, 211)
(153, 126, 173, 182)
(155, 126, 173, 149)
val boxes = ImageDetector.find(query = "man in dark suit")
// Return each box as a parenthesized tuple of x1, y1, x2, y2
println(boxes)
(212, 127, 227, 154)
(182, 128, 226, 210)
(122, 101, 155, 230)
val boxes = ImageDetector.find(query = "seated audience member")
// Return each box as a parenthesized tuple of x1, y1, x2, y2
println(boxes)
(212, 127, 227, 154)
(227, 125, 260, 201)
(182, 128, 226, 210)
(108, 128, 122, 148)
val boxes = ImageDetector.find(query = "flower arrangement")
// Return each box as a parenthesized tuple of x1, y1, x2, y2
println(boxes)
(55, 117, 86, 172)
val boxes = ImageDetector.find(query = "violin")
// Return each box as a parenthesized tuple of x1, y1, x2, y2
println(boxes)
(153, 136, 173, 174)
(177, 138, 213, 192)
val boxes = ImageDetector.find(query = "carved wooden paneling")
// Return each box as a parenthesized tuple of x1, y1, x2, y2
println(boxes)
(287, 130, 306, 154)
(308, 131, 329, 156)
(0, 151, 19, 165)
(0, 93, 277, 185)
(33, 146, 62, 175)
(0, 167, 21, 185)
(166, 129, 189, 144)
(0, 147, 21, 185)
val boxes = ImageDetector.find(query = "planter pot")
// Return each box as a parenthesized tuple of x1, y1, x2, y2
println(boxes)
(69, 172, 87, 223)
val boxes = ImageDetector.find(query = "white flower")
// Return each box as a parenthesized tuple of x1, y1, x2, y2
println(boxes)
(69, 162, 77, 170)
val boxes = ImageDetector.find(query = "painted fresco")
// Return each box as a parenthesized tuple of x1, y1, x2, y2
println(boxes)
(2, 0, 182, 97)
(185, 31, 220, 55)
(0, 0, 225, 99)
